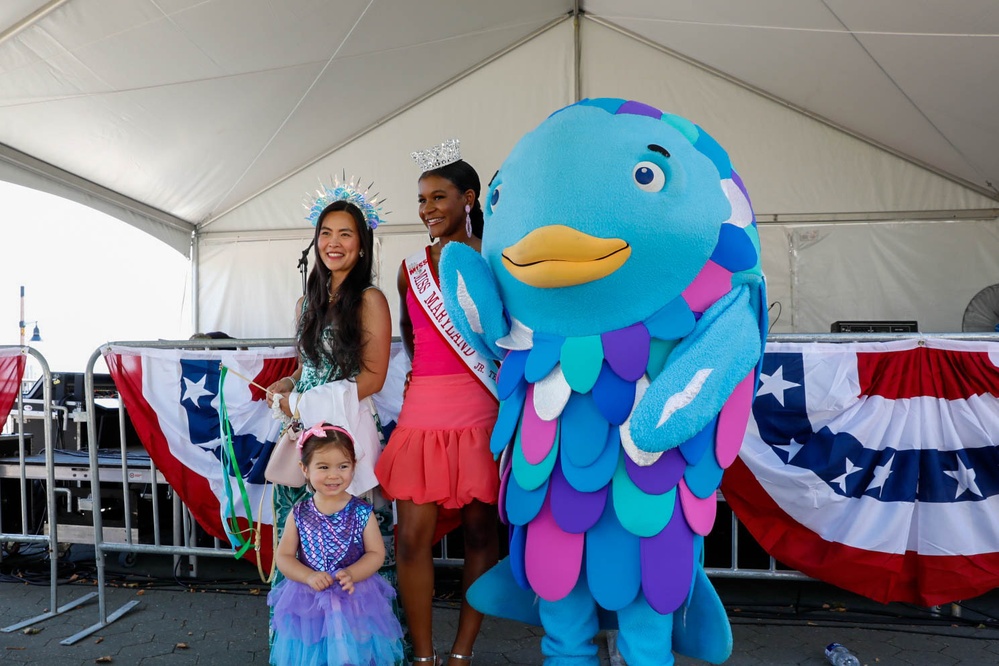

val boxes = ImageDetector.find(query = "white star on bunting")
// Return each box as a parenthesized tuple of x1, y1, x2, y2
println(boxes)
(775, 436, 805, 463)
(944, 457, 983, 499)
(831, 458, 861, 493)
(756, 366, 800, 407)
(867, 453, 895, 496)
(182, 375, 213, 407)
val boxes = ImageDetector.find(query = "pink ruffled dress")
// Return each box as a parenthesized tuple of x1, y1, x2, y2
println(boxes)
(375, 257, 500, 509)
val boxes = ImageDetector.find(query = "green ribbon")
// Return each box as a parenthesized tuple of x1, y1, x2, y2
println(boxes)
(218, 365, 256, 559)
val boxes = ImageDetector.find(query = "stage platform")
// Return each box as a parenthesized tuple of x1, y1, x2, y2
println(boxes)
(1, 555, 998, 665)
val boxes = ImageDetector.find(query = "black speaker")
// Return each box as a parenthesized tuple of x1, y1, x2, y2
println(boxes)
(19, 372, 140, 453)
(830, 320, 918, 333)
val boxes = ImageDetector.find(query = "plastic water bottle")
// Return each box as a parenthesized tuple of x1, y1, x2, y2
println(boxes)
(825, 643, 861, 666)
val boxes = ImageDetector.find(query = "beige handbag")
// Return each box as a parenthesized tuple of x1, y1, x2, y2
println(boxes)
(263, 422, 306, 487)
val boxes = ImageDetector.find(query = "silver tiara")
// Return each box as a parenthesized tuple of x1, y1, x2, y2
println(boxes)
(411, 138, 461, 172)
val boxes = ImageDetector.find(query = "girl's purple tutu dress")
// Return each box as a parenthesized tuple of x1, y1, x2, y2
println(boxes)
(268, 496, 404, 666)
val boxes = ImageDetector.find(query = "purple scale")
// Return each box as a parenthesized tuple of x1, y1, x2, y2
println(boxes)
(550, 461, 607, 534)
(623, 447, 684, 494)
(640, 511, 695, 615)
(601, 323, 651, 382)
(615, 100, 664, 119)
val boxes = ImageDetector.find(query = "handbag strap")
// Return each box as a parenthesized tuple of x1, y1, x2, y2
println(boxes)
(254, 482, 278, 583)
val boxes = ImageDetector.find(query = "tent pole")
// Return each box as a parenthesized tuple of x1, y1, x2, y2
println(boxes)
(191, 230, 200, 335)
(0, 0, 72, 48)
(573, 1, 581, 102)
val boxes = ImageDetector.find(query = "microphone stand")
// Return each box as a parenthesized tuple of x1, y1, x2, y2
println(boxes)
(298, 241, 313, 296)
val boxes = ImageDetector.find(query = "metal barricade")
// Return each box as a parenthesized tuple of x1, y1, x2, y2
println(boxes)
(0, 346, 99, 634)
(70, 338, 294, 644)
(23, 330, 996, 644)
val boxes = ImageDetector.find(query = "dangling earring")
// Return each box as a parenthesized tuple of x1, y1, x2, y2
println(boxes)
(359, 250, 364, 257)
(464, 204, 472, 238)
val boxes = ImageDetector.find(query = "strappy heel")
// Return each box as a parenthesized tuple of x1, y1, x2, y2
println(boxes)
(447, 653, 473, 663)
(412, 650, 442, 666)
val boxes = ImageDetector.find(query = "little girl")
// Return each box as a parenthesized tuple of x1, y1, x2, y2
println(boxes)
(268, 424, 404, 666)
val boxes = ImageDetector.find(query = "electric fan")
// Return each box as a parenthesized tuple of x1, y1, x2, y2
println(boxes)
(962, 283, 999, 332)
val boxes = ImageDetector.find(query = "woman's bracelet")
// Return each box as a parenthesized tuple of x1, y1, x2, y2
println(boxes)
(284, 376, 297, 388)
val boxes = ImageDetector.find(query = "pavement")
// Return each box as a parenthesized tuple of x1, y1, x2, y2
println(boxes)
(2, 552, 999, 665)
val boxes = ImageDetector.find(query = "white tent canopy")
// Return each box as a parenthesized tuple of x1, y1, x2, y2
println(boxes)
(3, 0, 998, 337)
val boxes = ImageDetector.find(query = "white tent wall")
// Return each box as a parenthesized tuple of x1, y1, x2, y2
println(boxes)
(197, 22, 573, 338)
(788, 219, 999, 333)
(758, 225, 792, 333)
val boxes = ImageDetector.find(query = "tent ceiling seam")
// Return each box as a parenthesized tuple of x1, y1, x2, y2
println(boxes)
(586, 14, 999, 203)
(197, 13, 572, 231)
(202, 0, 377, 220)
(150, 0, 225, 73)
(819, 0, 992, 191)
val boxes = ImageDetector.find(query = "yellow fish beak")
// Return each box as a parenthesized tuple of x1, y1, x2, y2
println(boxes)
(501, 225, 631, 288)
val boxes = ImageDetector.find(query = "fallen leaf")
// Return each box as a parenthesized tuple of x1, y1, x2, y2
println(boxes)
(249, 588, 260, 596)
(136, 590, 145, 596)
(95, 637, 104, 644)
(21, 627, 42, 635)
(96, 657, 113, 663)
(175, 642, 189, 649)
(6, 647, 26, 651)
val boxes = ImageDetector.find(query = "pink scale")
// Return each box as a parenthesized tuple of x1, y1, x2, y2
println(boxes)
(520, 384, 558, 465)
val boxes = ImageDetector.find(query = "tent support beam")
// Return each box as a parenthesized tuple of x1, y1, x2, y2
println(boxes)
(756, 208, 999, 225)
(0, 0, 73, 47)
(572, 1, 581, 102)
(587, 15, 999, 204)
(0, 141, 195, 254)
(198, 14, 572, 231)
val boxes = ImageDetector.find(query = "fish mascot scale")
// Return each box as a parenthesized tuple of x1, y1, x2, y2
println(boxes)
(439, 98, 767, 665)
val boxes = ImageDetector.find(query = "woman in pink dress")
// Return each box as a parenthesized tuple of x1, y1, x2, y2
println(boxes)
(375, 141, 500, 666)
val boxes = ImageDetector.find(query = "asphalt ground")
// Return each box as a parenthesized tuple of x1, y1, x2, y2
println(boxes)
(1, 550, 998, 665)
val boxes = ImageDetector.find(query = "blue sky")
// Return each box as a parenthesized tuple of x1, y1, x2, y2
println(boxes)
(2, 180, 190, 374)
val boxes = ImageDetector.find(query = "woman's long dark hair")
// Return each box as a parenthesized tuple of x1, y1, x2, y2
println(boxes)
(297, 201, 375, 378)
(422, 159, 483, 238)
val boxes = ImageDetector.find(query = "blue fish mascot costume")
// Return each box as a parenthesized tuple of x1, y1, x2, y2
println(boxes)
(439, 98, 767, 665)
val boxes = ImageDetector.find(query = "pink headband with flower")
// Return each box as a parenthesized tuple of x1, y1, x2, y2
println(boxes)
(296, 424, 353, 451)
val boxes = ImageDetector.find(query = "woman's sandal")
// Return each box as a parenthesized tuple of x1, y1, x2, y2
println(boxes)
(412, 650, 441, 665)
(447, 653, 473, 663)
